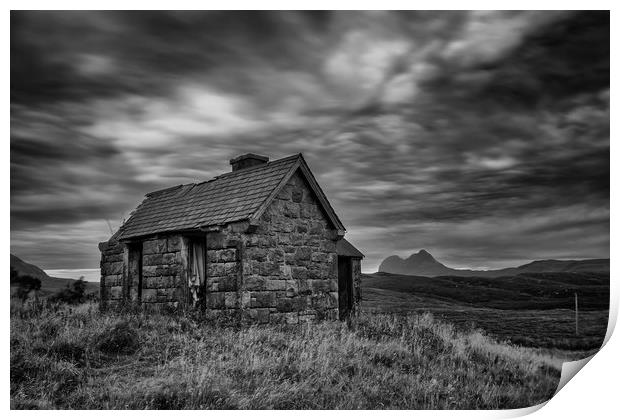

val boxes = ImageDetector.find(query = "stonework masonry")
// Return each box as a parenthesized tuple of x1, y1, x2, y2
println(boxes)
(352, 258, 362, 314)
(204, 171, 340, 323)
(99, 171, 353, 323)
(99, 239, 124, 309)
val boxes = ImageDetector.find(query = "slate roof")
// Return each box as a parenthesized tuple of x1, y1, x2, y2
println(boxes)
(336, 238, 365, 258)
(117, 154, 344, 240)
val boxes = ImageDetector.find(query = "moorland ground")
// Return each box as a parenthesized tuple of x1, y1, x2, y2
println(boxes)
(10, 270, 609, 409)
(11, 300, 562, 409)
(362, 271, 609, 351)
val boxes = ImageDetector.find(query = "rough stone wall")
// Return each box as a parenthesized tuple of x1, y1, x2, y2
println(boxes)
(205, 224, 244, 313)
(99, 234, 187, 311)
(351, 258, 362, 314)
(139, 234, 186, 311)
(99, 238, 124, 310)
(206, 170, 339, 323)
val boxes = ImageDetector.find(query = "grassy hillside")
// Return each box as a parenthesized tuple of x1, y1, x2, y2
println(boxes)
(362, 272, 609, 350)
(363, 272, 609, 310)
(10, 254, 99, 296)
(11, 301, 561, 409)
(10, 254, 50, 279)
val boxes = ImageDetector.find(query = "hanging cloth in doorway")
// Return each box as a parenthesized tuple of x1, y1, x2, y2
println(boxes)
(190, 241, 205, 307)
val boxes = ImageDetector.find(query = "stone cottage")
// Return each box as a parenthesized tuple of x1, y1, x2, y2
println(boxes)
(99, 153, 364, 323)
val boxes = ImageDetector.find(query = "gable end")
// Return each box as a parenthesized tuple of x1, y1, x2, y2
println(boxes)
(249, 155, 345, 233)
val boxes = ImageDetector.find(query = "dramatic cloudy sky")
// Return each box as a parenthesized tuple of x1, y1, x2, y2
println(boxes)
(11, 11, 609, 272)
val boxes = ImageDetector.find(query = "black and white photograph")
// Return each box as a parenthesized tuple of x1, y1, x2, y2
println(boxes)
(9, 8, 611, 411)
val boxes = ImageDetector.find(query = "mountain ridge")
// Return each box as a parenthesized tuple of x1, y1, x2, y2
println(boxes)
(378, 250, 609, 277)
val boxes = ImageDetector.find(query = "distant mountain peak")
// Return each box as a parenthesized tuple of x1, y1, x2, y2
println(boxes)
(377, 249, 609, 277)
(414, 249, 433, 258)
(406, 249, 438, 263)
(378, 249, 450, 276)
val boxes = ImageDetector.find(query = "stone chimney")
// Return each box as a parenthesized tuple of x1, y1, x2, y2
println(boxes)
(230, 153, 269, 172)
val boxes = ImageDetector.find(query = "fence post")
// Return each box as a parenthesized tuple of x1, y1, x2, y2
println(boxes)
(574, 292, 579, 336)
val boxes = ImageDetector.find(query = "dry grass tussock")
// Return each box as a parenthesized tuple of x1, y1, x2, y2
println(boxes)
(11, 301, 561, 409)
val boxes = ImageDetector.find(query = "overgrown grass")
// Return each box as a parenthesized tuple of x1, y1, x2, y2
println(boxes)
(10, 300, 561, 409)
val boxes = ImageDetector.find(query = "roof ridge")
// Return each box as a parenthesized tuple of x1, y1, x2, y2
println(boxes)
(213, 153, 301, 179)
(145, 184, 185, 197)
(143, 155, 302, 197)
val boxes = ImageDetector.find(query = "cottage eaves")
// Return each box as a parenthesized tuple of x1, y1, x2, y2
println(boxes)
(336, 238, 365, 258)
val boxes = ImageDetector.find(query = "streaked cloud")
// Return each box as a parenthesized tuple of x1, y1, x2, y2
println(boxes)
(10, 11, 609, 272)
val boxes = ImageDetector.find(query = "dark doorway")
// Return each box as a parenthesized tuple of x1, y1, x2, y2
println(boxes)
(338, 256, 353, 320)
(127, 242, 143, 303)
